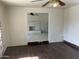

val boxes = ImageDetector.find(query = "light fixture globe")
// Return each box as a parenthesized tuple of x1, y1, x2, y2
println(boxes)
(50, 0, 59, 7)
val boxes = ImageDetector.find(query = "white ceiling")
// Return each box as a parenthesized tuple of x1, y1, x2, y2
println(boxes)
(1, 0, 79, 7)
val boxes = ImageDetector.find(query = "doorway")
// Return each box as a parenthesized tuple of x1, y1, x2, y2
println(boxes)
(27, 13, 49, 45)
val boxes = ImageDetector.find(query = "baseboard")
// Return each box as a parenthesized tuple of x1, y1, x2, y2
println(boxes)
(64, 40, 79, 51)
(49, 40, 64, 44)
(8, 45, 27, 48)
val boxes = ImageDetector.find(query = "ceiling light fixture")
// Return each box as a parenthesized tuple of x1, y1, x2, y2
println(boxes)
(50, 0, 59, 7)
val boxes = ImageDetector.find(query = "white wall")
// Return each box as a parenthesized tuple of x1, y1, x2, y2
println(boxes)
(64, 5, 79, 46)
(0, 3, 8, 58)
(48, 8, 64, 43)
(6, 7, 49, 46)
(6, 7, 64, 46)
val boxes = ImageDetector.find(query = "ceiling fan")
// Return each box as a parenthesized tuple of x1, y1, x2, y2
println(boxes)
(32, 0, 66, 7)
(42, 0, 66, 7)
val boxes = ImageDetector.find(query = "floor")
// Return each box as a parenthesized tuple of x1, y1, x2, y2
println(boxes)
(2, 43, 79, 59)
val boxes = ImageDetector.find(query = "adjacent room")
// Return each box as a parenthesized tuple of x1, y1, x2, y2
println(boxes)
(0, 0, 79, 59)
(27, 13, 48, 45)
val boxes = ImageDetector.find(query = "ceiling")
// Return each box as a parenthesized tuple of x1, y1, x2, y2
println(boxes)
(1, 0, 79, 7)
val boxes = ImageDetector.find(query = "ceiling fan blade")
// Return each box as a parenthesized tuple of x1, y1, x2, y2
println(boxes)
(32, 0, 43, 2)
(42, 1, 49, 7)
(59, 0, 66, 6)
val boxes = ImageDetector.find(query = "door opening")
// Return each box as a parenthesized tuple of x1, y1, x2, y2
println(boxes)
(27, 13, 49, 45)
